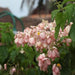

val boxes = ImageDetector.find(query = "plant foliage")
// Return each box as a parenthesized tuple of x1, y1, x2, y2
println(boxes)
(51, 0, 75, 75)
(51, 0, 75, 41)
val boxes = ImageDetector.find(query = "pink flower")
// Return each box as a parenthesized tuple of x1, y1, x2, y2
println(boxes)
(66, 38, 72, 46)
(32, 28, 37, 33)
(24, 27, 31, 33)
(18, 38, 24, 44)
(24, 34, 30, 43)
(46, 38, 51, 44)
(63, 25, 71, 36)
(47, 49, 60, 61)
(35, 41, 42, 48)
(52, 64, 60, 75)
(43, 43, 47, 48)
(36, 27, 41, 31)
(40, 32, 46, 40)
(37, 53, 45, 60)
(62, 38, 72, 46)
(29, 37, 35, 46)
(4, 64, 7, 70)
(10, 67, 16, 75)
(14, 32, 25, 46)
(37, 53, 51, 72)
(40, 58, 51, 72)
(50, 32, 55, 40)
(14, 38, 19, 44)
(38, 23, 45, 29)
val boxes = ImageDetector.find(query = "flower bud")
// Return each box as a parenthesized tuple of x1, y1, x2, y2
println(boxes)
(4, 64, 7, 70)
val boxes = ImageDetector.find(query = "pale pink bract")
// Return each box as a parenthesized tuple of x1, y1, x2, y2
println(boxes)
(37, 53, 51, 72)
(40, 32, 46, 40)
(52, 64, 60, 75)
(29, 37, 35, 46)
(47, 48, 60, 61)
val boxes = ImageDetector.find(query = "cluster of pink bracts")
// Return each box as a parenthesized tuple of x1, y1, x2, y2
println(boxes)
(14, 20, 72, 75)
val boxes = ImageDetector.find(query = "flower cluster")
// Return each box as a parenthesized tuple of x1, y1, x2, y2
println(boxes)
(47, 47, 60, 61)
(14, 20, 72, 75)
(37, 53, 51, 72)
(15, 20, 56, 51)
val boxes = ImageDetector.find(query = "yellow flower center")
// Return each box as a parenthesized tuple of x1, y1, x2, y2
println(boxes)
(57, 63, 61, 68)
(37, 32, 40, 35)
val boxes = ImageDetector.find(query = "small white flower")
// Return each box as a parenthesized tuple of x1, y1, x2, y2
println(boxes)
(0, 64, 2, 70)
(20, 48, 25, 54)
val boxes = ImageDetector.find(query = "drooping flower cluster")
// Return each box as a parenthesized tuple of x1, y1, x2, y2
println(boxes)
(14, 20, 72, 75)
(37, 53, 51, 72)
(47, 47, 60, 61)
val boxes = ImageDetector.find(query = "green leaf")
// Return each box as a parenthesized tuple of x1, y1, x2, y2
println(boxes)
(51, 9, 60, 20)
(55, 23, 60, 39)
(55, 12, 66, 39)
(64, 4, 74, 24)
(62, 0, 75, 5)
(70, 23, 75, 41)
(10, 50, 19, 62)
(69, 4, 75, 42)
(0, 22, 14, 46)
(0, 46, 8, 63)
(60, 53, 71, 75)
